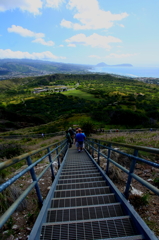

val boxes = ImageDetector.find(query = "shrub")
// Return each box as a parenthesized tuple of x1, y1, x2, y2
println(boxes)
(153, 177, 159, 188)
(80, 121, 94, 136)
(0, 143, 23, 159)
(0, 184, 27, 214)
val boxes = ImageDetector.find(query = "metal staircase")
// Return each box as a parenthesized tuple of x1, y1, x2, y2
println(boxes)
(29, 145, 157, 240)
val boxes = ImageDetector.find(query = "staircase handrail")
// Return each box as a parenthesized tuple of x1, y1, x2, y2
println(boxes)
(0, 139, 67, 229)
(86, 138, 159, 198)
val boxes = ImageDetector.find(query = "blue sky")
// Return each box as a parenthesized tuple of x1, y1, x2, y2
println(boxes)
(0, 0, 159, 66)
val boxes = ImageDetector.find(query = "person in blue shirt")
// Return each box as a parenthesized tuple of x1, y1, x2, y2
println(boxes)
(75, 128, 86, 152)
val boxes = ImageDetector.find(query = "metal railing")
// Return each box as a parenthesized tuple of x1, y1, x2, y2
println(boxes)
(85, 138, 159, 198)
(0, 139, 67, 229)
(0, 131, 65, 139)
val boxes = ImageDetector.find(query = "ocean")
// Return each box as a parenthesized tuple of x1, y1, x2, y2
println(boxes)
(89, 66, 159, 78)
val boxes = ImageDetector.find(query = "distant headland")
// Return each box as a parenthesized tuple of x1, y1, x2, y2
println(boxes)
(96, 62, 133, 67)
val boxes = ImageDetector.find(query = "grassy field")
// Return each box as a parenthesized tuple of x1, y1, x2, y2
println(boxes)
(62, 89, 101, 102)
(1, 129, 159, 158)
(91, 130, 159, 148)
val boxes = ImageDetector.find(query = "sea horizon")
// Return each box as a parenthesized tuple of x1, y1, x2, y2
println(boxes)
(89, 66, 159, 78)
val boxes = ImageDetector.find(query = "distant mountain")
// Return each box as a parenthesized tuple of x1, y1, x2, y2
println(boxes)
(96, 62, 133, 67)
(0, 59, 92, 79)
(96, 62, 108, 67)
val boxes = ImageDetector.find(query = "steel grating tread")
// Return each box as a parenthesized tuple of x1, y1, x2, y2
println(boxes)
(56, 181, 107, 190)
(54, 186, 110, 198)
(51, 194, 117, 208)
(58, 176, 104, 184)
(64, 163, 94, 166)
(63, 164, 94, 168)
(61, 167, 98, 174)
(64, 162, 94, 166)
(40, 216, 140, 240)
(61, 169, 99, 175)
(62, 167, 96, 172)
(46, 203, 124, 222)
(63, 162, 94, 166)
(59, 173, 101, 179)
(64, 158, 92, 162)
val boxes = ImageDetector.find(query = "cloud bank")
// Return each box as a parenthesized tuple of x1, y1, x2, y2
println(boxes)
(0, 0, 43, 15)
(8, 25, 45, 38)
(0, 0, 65, 15)
(61, 0, 128, 30)
(65, 33, 122, 50)
(8, 25, 54, 46)
(0, 49, 65, 60)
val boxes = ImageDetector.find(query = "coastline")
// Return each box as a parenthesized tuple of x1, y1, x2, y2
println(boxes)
(89, 66, 159, 79)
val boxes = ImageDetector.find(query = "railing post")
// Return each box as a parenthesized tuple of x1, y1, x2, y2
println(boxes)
(97, 140, 100, 165)
(47, 147, 55, 182)
(106, 143, 112, 175)
(26, 156, 43, 207)
(86, 139, 90, 153)
(92, 142, 94, 158)
(124, 149, 138, 199)
(56, 145, 60, 169)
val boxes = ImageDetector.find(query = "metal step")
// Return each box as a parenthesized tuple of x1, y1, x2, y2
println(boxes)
(40, 216, 143, 240)
(63, 163, 95, 168)
(64, 160, 92, 165)
(62, 167, 97, 172)
(58, 176, 104, 184)
(46, 203, 124, 222)
(51, 193, 117, 208)
(56, 181, 107, 190)
(60, 169, 99, 175)
(54, 186, 111, 198)
(59, 172, 101, 179)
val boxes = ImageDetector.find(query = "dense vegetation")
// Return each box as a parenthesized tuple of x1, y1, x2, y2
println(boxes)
(0, 73, 159, 134)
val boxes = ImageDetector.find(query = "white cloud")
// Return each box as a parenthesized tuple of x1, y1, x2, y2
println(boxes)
(0, 0, 42, 15)
(60, 19, 72, 28)
(8, 25, 45, 38)
(0, 49, 66, 60)
(65, 33, 122, 50)
(59, 44, 64, 47)
(118, 24, 125, 28)
(44, 0, 65, 8)
(7, 25, 55, 46)
(61, 0, 128, 30)
(32, 38, 54, 46)
(106, 53, 137, 58)
(67, 43, 76, 47)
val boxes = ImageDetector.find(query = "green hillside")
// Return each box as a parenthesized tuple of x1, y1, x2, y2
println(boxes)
(0, 73, 159, 134)
(0, 59, 92, 78)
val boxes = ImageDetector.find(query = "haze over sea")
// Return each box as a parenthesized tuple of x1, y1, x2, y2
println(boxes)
(90, 66, 159, 78)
